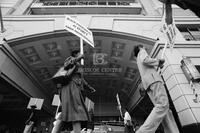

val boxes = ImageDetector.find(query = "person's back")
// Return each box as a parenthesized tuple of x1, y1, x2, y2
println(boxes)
(134, 45, 179, 133)
(136, 48, 162, 90)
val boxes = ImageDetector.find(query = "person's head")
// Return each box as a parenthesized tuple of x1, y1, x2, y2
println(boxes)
(71, 50, 80, 57)
(133, 45, 144, 57)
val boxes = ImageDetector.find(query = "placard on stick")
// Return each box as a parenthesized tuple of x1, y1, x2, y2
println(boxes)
(52, 94, 61, 106)
(85, 97, 94, 112)
(27, 98, 44, 110)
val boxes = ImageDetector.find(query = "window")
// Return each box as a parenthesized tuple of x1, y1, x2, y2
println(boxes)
(98, 1, 107, 5)
(59, 2, 68, 5)
(50, 2, 59, 6)
(179, 27, 200, 41)
(43, 2, 50, 6)
(117, 2, 130, 5)
(108, 2, 116, 5)
(88, 1, 97, 5)
(69, 1, 76, 5)
(195, 65, 200, 73)
(78, 1, 88, 5)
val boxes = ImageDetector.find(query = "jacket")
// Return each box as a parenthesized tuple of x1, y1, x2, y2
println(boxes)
(137, 49, 162, 90)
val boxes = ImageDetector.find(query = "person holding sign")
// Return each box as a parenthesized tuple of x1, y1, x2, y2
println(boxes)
(133, 45, 179, 133)
(52, 50, 92, 133)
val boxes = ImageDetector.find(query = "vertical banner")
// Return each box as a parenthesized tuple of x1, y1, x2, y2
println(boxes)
(116, 93, 121, 107)
(161, 41, 168, 59)
(85, 97, 94, 112)
(161, 3, 177, 52)
(161, 17, 177, 51)
(52, 94, 61, 117)
(80, 38, 84, 65)
(116, 93, 123, 118)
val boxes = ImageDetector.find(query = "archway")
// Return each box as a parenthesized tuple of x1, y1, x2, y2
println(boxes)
(2, 30, 156, 131)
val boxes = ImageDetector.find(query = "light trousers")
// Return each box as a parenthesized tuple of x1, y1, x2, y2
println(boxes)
(136, 82, 179, 133)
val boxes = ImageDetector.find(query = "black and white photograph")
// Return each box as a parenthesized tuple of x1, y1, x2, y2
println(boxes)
(0, 0, 200, 133)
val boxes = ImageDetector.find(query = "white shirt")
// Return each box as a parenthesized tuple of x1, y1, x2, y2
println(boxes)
(124, 111, 131, 124)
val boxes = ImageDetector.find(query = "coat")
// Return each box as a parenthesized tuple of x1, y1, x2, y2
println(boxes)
(136, 48, 163, 90)
(57, 56, 90, 129)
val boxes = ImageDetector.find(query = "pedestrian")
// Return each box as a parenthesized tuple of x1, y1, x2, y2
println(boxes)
(123, 109, 134, 133)
(51, 108, 63, 133)
(133, 45, 179, 133)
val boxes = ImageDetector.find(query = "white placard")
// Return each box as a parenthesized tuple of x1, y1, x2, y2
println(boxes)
(64, 15, 94, 47)
(27, 98, 44, 110)
(85, 97, 94, 111)
(52, 94, 61, 106)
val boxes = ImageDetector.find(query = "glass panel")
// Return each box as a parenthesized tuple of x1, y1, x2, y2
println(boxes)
(98, 1, 107, 5)
(108, 2, 116, 5)
(69, 1, 76, 5)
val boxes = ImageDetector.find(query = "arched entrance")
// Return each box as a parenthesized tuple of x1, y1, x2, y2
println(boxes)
(1, 30, 156, 131)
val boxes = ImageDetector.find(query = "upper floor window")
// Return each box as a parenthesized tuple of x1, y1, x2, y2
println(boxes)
(196, 65, 200, 73)
(178, 26, 200, 41)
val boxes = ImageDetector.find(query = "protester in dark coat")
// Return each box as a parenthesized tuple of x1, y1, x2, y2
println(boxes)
(52, 50, 94, 133)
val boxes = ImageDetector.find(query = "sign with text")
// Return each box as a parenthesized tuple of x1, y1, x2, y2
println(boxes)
(161, 22, 176, 50)
(27, 98, 44, 110)
(64, 15, 94, 47)
(85, 97, 94, 112)
(52, 94, 61, 106)
(161, 14, 177, 50)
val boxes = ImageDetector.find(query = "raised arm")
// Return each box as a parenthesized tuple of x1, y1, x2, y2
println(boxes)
(140, 49, 159, 67)
(64, 54, 84, 70)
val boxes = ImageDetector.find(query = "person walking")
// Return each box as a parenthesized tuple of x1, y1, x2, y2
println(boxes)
(123, 109, 134, 133)
(133, 45, 179, 133)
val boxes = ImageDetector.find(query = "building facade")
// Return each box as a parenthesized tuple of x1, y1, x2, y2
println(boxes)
(0, 0, 200, 132)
